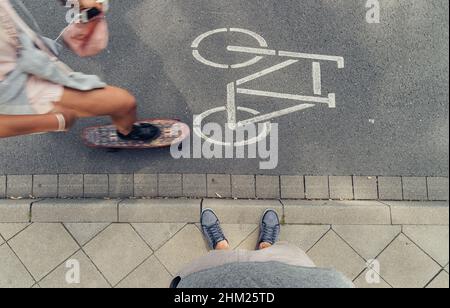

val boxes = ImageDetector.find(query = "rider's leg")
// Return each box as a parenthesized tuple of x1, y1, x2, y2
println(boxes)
(53, 86, 138, 135)
(0, 86, 158, 140)
(0, 112, 73, 138)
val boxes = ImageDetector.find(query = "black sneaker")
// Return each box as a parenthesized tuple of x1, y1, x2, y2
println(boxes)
(258, 209, 281, 249)
(117, 123, 160, 142)
(201, 209, 228, 250)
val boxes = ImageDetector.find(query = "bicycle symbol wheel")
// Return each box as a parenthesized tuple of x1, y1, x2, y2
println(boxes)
(191, 28, 269, 69)
(193, 106, 272, 147)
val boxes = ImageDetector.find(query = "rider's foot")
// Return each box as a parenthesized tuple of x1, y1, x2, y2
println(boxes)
(117, 123, 160, 142)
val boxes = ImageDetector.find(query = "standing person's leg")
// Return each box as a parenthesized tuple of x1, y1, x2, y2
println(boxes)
(200, 209, 230, 251)
(175, 209, 238, 281)
(173, 209, 317, 288)
(253, 209, 316, 268)
(251, 242, 316, 268)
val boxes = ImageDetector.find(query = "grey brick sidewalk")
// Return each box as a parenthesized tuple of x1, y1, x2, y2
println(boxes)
(0, 174, 448, 201)
(0, 199, 448, 225)
(1, 172, 449, 289)
(0, 198, 448, 288)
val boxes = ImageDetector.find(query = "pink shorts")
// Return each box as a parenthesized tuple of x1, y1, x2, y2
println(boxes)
(1, 1, 64, 115)
(26, 76, 64, 114)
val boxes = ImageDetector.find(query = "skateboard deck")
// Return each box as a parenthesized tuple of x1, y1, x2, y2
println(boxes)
(82, 119, 190, 149)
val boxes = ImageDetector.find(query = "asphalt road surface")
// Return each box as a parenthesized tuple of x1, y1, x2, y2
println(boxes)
(0, 0, 448, 176)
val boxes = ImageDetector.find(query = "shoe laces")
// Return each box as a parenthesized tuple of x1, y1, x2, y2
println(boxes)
(205, 222, 225, 246)
(261, 223, 279, 244)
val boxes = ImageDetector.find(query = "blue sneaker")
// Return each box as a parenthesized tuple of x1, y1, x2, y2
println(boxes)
(201, 209, 228, 250)
(258, 209, 281, 249)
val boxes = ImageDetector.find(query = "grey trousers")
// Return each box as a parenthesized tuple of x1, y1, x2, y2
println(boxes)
(177, 242, 316, 279)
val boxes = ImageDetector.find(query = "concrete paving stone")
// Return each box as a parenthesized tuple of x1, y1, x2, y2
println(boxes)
(116, 256, 173, 288)
(8, 223, 79, 281)
(83, 224, 152, 286)
(119, 199, 200, 223)
(427, 177, 449, 201)
(445, 264, 449, 273)
(402, 177, 428, 201)
(131, 223, 186, 251)
(155, 224, 209, 275)
(134, 174, 158, 198)
(280, 176, 305, 199)
(32, 199, 118, 223)
(279, 225, 331, 252)
(221, 224, 258, 249)
(237, 228, 260, 251)
(329, 176, 353, 200)
(0, 200, 32, 223)
(256, 176, 280, 199)
(426, 271, 449, 288)
(58, 174, 84, 198)
(0, 244, 35, 288)
(207, 174, 231, 198)
(6, 175, 32, 198)
(83, 174, 108, 198)
(387, 201, 449, 225)
(202, 199, 282, 224)
(283, 201, 391, 225)
(308, 231, 367, 280)
(158, 174, 183, 197)
(183, 174, 207, 198)
(353, 268, 392, 289)
(305, 176, 329, 200)
(353, 176, 378, 200)
(403, 225, 449, 266)
(33, 175, 58, 198)
(109, 174, 133, 198)
(377, 234, 441, 288)
(0, 175, 6, 198)
(0, 236, 3, 246)
(64, 223, 110, 246)
(378, 177, 403, 201)
(333, 225, 401, 260)
(39, 250, 110, 288)
(0, 223, 30, 241)
(231, 175, 256, 199)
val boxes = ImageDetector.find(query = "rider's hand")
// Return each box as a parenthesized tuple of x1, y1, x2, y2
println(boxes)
(79, 0, 103, 10)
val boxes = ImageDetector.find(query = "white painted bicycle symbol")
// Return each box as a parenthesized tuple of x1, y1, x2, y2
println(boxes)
(192, 28, 345, 146)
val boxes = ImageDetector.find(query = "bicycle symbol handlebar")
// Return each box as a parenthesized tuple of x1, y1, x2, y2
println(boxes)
(191, 28, 344, 69)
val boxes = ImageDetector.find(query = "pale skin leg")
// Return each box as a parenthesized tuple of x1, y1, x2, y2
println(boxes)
(214, 241, 271, 251)
(0, 86, 138, 138)
(215, 241, 231, 251)
(259, 242, 272, 250)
